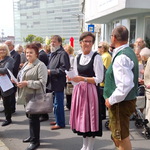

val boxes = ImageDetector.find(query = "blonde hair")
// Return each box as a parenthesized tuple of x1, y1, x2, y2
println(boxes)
(64, 44, 74, 55)
(99, 41, 109, 52)
(0, 43, 10, 56)
(43, 44, 51, 53)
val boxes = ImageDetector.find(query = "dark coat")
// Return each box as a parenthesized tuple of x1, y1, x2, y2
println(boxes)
(0, 56, 15, 97)
(47, 46, 70, 92)
(39, 50, 49, 66)
(10, 50, 21, 78)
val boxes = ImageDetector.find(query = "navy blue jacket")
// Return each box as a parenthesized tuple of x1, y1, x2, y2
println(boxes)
(39, 50, 49, 66)
(10, 50, 21, 78)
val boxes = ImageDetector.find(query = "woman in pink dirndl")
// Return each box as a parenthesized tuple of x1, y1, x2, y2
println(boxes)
(68, 32, 104, 150)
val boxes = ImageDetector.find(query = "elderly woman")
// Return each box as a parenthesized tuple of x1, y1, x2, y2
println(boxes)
(0, 43, 14, 126)
(138, 47, 150, 84)
(97, 41, 112, 120)
(15, 44, 27, 68)
(98, 41, 112, 70)
(141, 47, 150, 128)
(68, 32, 104, 150)
(16, 43, 48, 150)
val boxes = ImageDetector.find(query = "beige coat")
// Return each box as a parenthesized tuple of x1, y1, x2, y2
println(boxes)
(144, 57, 150, 99)
(17, 59, 48, 105)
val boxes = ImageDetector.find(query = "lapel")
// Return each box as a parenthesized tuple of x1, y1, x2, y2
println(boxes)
(49, 48, 62, 62)
(39, 49, 44, 53)
(21, 59, 39, 78)
(10, 50, 15, 57)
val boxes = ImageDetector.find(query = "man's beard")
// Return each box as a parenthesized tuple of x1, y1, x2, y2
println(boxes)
(51, 46, 60, 52)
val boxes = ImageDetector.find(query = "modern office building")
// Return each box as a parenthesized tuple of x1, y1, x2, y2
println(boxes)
(13, 0, 84, 50)
(84, 0, 150, 46)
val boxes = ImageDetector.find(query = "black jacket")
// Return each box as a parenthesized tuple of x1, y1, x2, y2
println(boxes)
(39, 50, 49, 66)
(0, 56, 15, 97)
(10, 50, 21, 78)
(47, 46, 70, 92)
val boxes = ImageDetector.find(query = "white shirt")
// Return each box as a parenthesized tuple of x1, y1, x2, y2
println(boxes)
(109, 44, 135, 105)
(73, 50, 104, 85)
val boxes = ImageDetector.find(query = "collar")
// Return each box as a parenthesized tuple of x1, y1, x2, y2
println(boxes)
(10, 49, 15, 54)
(112, 44, 129, 59)
(82, 50, 94, 57)
(23, 58, 39, 68)
(39, 49, 44, 53)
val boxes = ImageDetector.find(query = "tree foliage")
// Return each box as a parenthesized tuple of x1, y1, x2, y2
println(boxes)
(34, 36, 45, 43)
(23, 34, 44, 43)
(23, 34, 66, 45)
(23, 34, 36, 43)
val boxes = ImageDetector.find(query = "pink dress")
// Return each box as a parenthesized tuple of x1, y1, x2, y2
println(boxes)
(70, 81, 101, 137)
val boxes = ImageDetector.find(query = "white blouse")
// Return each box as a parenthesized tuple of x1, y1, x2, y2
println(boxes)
(73, 50, 104, 85)
(109, 44, 135, 105)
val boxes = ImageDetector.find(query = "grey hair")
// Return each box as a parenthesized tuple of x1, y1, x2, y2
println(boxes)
(140, 47, 150, 57)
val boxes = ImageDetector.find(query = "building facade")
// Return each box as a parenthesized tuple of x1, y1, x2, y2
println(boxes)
(13, 0, 84, 50)
(84, 0, 150, 46)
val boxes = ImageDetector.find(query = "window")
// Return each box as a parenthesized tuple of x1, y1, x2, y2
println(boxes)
(33, 22, 40, 25)
(26, 0, 32, 2)
(33, 12, 40, 15)
(145, 17, 150, 48)
(20, 13, 26, 16)
(47, 0, 54, 3)
(47, 10, 54, 14)
(27, 16, 32, 19)
(63, 20, 70, 22)
(129, 19, 136, 44)
(21, 23, 27, 25)
(62, 9, 70, 12)
(55, 17, 62, 20)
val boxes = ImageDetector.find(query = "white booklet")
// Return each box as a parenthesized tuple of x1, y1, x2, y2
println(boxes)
(65, 70, 78, 86)
(7, 69, 18, 83)
(0, 75, 14, 92)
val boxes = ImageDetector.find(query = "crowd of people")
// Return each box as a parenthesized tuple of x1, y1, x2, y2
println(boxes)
(0, 25, 150, 150)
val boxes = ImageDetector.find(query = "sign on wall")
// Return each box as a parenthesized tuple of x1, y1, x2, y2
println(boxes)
(88, 24, 95, 33)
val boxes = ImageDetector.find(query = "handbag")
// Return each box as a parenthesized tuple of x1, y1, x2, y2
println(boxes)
(137, 85, 145, 96)
(25, 87, 53, 114)
(65, 82, 73, 95)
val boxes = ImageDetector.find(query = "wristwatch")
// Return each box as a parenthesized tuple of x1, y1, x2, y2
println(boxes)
(84, 77, 87, 82)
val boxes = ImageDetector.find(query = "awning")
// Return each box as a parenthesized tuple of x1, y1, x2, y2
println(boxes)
(86, 8, 150, 24)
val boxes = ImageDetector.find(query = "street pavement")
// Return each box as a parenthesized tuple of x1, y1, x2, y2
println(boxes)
(0, 101, 150, 150)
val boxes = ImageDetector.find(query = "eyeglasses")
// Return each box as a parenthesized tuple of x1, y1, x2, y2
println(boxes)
(110, 35, 114, 38)
(0, 49, 6, 52)
(82, 40, 93, 44)
(98, 46, 102, 48)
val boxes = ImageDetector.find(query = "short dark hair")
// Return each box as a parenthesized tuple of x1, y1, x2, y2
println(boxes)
(33, 42, 42, 49)
(79, 32, 95, 43)
(51, 35, 62, 44)
(112, 25, 128, 42)
(25, 43, 39, 57)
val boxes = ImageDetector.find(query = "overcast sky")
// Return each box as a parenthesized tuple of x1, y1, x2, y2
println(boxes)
(0, 0, 14, 36)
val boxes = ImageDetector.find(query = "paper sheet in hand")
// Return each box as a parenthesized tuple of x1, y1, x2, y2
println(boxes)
(65, 70, 78, 86)
(7, 69, 18, 83)
(0, 75, 14, 92)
